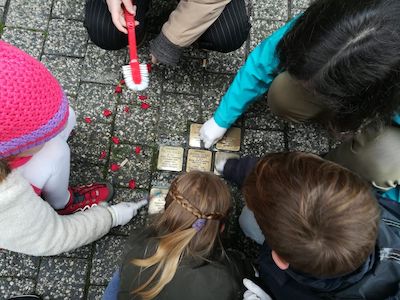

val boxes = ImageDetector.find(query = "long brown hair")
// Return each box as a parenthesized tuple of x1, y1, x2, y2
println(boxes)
(243, 152, 380, 277)
(132, 171, 232, 299)
(0, 159, 11, 183)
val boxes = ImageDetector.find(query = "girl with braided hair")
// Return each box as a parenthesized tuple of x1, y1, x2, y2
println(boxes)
(103, 171, 252, 300)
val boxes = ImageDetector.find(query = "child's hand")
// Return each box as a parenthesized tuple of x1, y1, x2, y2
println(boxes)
(243, 279, 272, 300)
(108, 200, 148, 227)
(106, 0, 138, 34)
(199, 117, 227, 148)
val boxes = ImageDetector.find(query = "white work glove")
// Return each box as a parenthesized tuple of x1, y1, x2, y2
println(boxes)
(243, 279, 272, 300)
(215, 158, 228, 174)
(107, 199, 148, 227)
(106, 0, 138, 34)
(199, 117, 227, 148)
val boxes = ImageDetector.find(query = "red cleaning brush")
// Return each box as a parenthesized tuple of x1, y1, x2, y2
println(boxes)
(122, 7, 149, 91)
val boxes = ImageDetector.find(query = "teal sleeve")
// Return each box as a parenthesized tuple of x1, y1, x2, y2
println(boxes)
(393, 113, 400, 126)
(214, 16, 300, 128)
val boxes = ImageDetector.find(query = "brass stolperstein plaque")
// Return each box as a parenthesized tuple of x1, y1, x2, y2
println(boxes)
(214, 152, 240, 176)
(148, 187, 169, 215)
(157, 146, 184, 172)
(216, 127, 241, 152)
(186, 149, 212, 172)
(189, 123, 203, 148)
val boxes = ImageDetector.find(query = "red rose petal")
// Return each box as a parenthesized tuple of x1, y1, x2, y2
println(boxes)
(147, 63, 152, 73)
(99, 150, 107, 160)
(128, 179, 136, 189)
(110, 163, 120, 171)
(138, 95, 148, 101)
(120, 79, 125, 85)
(84, 117, 92, 123)
(141, 102, 151, 110)
(115, 85, 122, 94)
(123, 106, 130, 113)
(134, 146, 141, 154)
(112, 136, 120, 144)
(103, 109, 112, 117)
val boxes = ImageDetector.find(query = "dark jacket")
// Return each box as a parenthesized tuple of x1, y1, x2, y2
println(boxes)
(224, 157, 400, 300)
(118, 227, 252, 300)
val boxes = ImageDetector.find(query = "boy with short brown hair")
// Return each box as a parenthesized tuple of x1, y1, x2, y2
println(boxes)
(221, 152, 400, 299)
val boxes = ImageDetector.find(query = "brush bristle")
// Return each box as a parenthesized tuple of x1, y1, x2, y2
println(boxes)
(122, 64, 149, 91)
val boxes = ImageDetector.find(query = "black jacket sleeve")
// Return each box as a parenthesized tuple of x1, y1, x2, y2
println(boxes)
(223, 156, 259, 187)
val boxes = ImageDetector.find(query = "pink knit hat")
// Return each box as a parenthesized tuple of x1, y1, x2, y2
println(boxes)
(0, 41, 69, 158)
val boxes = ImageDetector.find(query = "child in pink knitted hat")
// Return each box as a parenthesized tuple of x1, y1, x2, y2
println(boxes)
(0, 41, 113, 214)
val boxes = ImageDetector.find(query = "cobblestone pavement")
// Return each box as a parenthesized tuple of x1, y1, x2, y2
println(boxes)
(0, 0, 331, 299)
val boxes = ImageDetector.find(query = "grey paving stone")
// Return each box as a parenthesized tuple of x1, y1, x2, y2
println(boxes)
(113, 104, 158, 145)
(69, 160, 106, 186)
(251, 0, 288, 20)
(90, 235, 127, 285)
(287, 123, 330, 154)
(163, 58, 204, 95)
(41, 55, 83, 96)
(291, 7, 307, 16)
(0, 0, 5, 7)
(6, 0, 52, 30)
(244, 99, 286, 130)
(157, 131, 187, 147)
(249, 19, 285, 51)
(69, 121, 112, 165)
(201, 73, 233, 121)
(57, 244, 92, 259)
(110, 188, 149, 235)
(108, 144, 153, 189)
(0, 250, 40, 278)
(158, 93, 201, 135)
(81, 44, 127, 84)
(1, 27, 45, 58)
(87, 285, 106, 300)
(71, 82, 116, 123)
(292, 0, 311, 8)
(0, 6, 4, 20)
(205, 44, 246, 74)
(44, 19, 87, 57)
(36, 257, 88, 299)
(0, 278, 36, 299)
(52, 0, 85, 20)
(242, 129, 285, 156)
(151, 171, 179, 187)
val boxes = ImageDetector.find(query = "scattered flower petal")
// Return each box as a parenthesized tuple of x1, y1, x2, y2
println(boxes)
(123, 106, 130, 113)
(134, 146, 141, 154)
(112, 136, 120, 144)
(128, 179, 136, 189)
(120, 79, 125, 85)
(110, 163, 120, 171)
(141, 102, 151, 110)
(147, 63, 152, 73)
(138, 95, 148, 101)
(84, 117, 92, 123)
(103, 109, 112, 117)
(115, 85, 122, 94)
(99, 150, 107, 160)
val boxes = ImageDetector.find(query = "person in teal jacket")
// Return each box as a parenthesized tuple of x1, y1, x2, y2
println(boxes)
(200, 0, 400, 190)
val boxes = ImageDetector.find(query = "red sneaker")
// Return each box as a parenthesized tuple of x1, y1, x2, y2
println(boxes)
(57, 182, 114, 215)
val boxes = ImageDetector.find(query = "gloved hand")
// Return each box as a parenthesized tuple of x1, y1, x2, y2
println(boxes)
(108, 199, 148, 227)
(243, 279, 272, 300)
(215, 158, 227, 174)
(106, 0, 138, 34)
(199, 117, 227, 148)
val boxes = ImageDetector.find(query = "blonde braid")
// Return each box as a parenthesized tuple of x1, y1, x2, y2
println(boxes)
(170, 181, 224, 220)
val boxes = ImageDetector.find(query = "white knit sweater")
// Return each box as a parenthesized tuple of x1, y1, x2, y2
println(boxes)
(0, 171, 113, 256)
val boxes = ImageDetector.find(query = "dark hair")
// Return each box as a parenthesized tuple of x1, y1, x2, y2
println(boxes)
(0, 159, 10, 182)
(242, 152, 380, 277)
(277, 0, 400, 132)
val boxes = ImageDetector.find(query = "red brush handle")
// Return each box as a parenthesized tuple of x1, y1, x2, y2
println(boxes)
(124, 8, 138, 63)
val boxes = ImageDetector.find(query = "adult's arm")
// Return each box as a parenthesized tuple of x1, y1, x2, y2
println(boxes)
(0, 172, 112, 256)
(214, 16, 300, 128)
(150, 0, 230, 64)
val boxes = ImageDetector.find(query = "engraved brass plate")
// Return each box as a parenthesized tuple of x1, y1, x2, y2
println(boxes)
(157, 146, 184, 172)
(216, 127, 241, 151)
(189, 123, 203, 148)
(148, 187, 169, 215)
(214, 152, 240, 176)
(186, 149, 212, 172)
